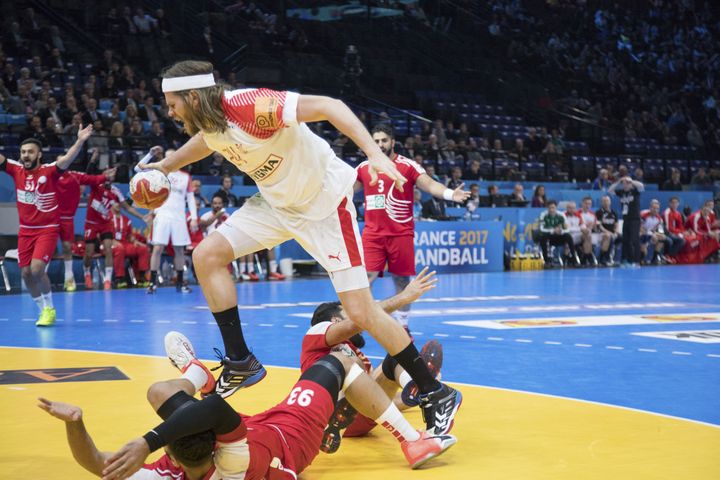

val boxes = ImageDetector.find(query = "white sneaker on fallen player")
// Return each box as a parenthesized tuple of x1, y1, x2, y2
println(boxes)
(164, 331, 215, 396)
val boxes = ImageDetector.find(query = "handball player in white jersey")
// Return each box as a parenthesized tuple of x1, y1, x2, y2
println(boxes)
(147, 147, 198, 294)
(141, 60, 461, 436)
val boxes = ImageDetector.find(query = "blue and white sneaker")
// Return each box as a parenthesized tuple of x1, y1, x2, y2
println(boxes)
(211, 348, 267, 398)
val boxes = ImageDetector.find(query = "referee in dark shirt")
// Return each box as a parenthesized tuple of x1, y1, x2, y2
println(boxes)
(609, 176, 644, 266)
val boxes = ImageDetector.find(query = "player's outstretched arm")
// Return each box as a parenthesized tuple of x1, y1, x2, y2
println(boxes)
(296, 95, 407, 191)
(378, 266, 437, 314)
(140, 134, 213, 176)
(416, 173, 470, 204)
(38, 397, 112, 477)
(57, 124, 94, 170)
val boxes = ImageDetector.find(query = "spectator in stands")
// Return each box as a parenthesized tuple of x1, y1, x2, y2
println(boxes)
(47, 47, 67, 73)
(663, 197, 686, 259)
(508, 183, 527, 205)
(609, 176, 644, 267)
(633, 168, 644, 183)
(486, 184, 505, 208)
(22, 115, 43, 141)
(691, 167, 713, 187)
(592, 168, 610, 191)
(214, 175, 239, 207)
(596, 195, 621, 265)
(60, 96, 80, 126)
(537, 200, 575, 267)
(531, 185, 546, 208)
(192, 179, 210, 207)
(42, 117, 62, 148)
(413, 188, 423, 221)
(124, 104, 140, 128)
(446, 165, 463, 191)
(661, 168, 683, 191)
(510, 138, 528, 161)
(526, 127, 546, 154)
(422, 194, 447, 220)
(108, 121, 127, 149)
(147, 121, 166, 149)
(82, 99, 103, 126)
(424, 163, 441, 183)
(465, 183, 480, 212)
(640, 199, 670, 264)
(40, 96, 63, 128)
(463, 159, 482, 181)
(617, 165, 629, 179)
(127, 119, 146, 148)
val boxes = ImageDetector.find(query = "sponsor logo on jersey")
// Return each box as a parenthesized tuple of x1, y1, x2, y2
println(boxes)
(365, 194, 385, 210)
(254, 96, 279, 129)
(16, 189, 36, 204)
(249, 154, 284, 182)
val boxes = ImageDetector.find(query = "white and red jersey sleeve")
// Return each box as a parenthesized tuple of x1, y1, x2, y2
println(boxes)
(357, 154, 425, 237)
(300, 322, 333, 373)
(222, 88, 299, 139)
(57, 171, 82, 218)
(128, 454, 188, 479)
(3, 160, 63, 229)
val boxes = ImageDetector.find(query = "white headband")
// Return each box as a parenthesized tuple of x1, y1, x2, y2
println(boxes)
(162, 73, 216, 92)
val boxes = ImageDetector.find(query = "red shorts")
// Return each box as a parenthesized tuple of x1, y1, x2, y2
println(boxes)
(247, 379, 335, 474)
(362, 234, 416, 276)
(59, 217, 75, 243)
(18, 227, 59, 268)
(83, 222, 113, 243)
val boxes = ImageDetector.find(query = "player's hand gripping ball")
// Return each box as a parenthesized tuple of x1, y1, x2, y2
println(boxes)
(130, 170, 170, 209)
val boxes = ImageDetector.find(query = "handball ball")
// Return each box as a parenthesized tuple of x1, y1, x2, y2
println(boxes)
(130, 170, 170, 209)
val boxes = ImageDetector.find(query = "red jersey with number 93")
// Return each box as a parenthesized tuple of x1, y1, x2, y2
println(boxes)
(356, 154, 425, 238)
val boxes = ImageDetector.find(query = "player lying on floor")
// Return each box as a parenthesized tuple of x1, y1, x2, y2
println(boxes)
(302, 267, 448, 453)
(40, 331, 456, 480)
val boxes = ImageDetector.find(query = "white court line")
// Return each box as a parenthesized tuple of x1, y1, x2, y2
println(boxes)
(460, 335, 476, 339)
(515, 339, 532, 343)
(104, 319, 119, 323)
(545, 341, 562, 345)
(241, 323, 248, 327)
(366, 355, 384, 360)
(411, 331, 423, 336)
(156, 320, 170, 324)
(606, 346, 624, 350)
(259, 323, 274, 327)
(284, 324, 299, 328)
(0, 318, 8, 321)
(129, 320, 144, 323)
(487, 337, 504, 341)
(707, 354, 720, 358)
(672, 351, 692, 356)
(574, 343, 592, 348)
(181, 321, 197, 325)
(638, 348, 657, 352)
(76, 319, 92, 322)
(434, 333, 449, 338)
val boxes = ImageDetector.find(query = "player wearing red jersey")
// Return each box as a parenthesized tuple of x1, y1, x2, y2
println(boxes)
(355, 124, 469, 328)
(82, 168, 147, 290)
(56, 152, 116, 292)
(0, 127, 92, 326)
(110, 202, 150, 288)
(91, 331, 455, 480)
(140, 61, 462, 437)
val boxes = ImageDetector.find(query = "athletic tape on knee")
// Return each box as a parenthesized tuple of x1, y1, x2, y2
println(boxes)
(342, 363, 364, 392)
(381, 354, 398, 381)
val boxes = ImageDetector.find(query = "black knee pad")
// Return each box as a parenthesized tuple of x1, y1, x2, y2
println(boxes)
(300, 354, 346, 401)
(381, 354, 398, 381)
(156, 390, 198, 420)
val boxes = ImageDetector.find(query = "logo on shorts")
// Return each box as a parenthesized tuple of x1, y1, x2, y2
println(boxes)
(249, 154, 284, 182)
(328, 251, 342, 262)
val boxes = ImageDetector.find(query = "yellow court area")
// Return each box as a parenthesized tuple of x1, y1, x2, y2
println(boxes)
(1, 347, 718, 480)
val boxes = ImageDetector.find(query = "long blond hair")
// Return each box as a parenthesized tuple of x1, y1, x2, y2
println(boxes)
(161, 60, 227, 136)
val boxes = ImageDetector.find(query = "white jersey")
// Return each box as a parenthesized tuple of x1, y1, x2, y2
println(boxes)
(579, 209, 597, 231)
(154, 170, 193, 220)
(201, 88, 357, 221)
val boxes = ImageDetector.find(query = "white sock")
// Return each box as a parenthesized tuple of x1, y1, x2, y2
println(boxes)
(182, 362, 209, 392)
(392, 311, 410, 327)
(41, 292, 53, 309)
(105, 267, 113, 280)
(33, 295, 44, 311)
(398, 371, 412, 388)
(269, 259, 278, 273)
(376, 404, 420, 443)
(64, 260, 74, 281)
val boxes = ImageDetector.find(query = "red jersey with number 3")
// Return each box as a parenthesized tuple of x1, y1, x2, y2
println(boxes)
(57, 171, 106, 218)
(356, 154, 425, 237)
(2, 159, 62, 229)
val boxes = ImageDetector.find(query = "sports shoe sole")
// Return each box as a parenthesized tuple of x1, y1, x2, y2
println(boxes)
(410, 436, 457, 469)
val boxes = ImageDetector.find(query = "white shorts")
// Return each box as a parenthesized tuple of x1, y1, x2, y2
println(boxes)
(152, 215, 190, 246)
(216, 191, 369, 293)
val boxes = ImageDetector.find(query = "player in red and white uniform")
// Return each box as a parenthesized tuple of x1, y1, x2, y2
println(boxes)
(685, 199, 720, 260)
(82, 168, 147, 290)
(110, 202, 150, 288)
(56, 151, 115, 292)
(148, 148, 198, 294)
(0, 127, 92, 326)
(578, 196, 599, 265)
(91, 330, 455, 480)
(662, 196, 686, 259)
(139, 60, 460, 434)
(640, 199, 669, 263)
(355, 123, 469, 328)
(562, 201, 586, 265)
